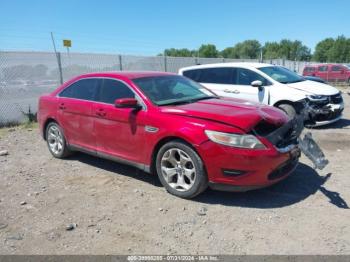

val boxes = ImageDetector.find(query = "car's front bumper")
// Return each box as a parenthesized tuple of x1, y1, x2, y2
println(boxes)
(208, 153, 299, 192)
(313, 114, 342, 127)
(196, 141, 300, 191)
(307, 95, 344, 126)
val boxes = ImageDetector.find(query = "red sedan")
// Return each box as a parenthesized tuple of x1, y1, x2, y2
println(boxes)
(38, 72, 300, 198)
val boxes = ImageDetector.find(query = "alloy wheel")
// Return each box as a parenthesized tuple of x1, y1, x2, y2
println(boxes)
(47, 125, 64, 155)
(160, 148, 196, 191)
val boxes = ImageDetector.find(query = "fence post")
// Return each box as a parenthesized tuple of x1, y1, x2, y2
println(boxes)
(118, 55, 123, 71)
(57, 52, 63, 85)
(163, 55, 167, 72)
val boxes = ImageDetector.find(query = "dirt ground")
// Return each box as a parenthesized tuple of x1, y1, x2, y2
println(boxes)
(0, 95, 349, 255)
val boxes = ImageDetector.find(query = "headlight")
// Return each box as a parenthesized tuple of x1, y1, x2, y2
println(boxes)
(307, 95, 328, 101)
(205, 130, 266, 149)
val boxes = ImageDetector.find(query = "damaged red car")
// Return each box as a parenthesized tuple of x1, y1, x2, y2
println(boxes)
(38, 72, 302, 198)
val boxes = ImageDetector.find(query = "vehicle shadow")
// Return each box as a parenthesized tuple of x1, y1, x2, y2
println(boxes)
(66, 153, 348, 209)
(67, 152, 162, 187)
(311, 118, 350, 129)
(195, 163, 349, 209)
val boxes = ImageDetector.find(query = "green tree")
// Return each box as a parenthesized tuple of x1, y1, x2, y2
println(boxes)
(198, 44, 219, 58)
(327, 36, 350, 63)
(234, 40, 261, 59)
(162, 48, 195, 57)
(313, 36, 350, 62)
(290, 40, 311, 60)
(220, 47, 238, 58)
(221, 40, 261, 59)
(264, 39, 310, 60)
(313, 38, 335, 62)
(263, 42, 280, 59)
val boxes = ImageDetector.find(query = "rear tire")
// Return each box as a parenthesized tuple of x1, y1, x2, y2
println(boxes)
(156, 140, 208, 199)
(347, 77, 350, 86)
(277, 104, 297, 119)
(46, 122, 72, 158)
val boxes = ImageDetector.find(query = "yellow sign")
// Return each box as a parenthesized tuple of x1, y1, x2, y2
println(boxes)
(63, 39, 72, 48)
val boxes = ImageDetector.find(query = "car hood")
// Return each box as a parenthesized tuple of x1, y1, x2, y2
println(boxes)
(286, 80, 339, 96)
(159, 98, 289, 132)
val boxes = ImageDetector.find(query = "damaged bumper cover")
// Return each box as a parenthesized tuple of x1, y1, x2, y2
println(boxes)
(305, 93, 344, 126)
(259, 114, 328, 170)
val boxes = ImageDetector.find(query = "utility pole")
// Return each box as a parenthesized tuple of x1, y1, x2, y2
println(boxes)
(163, 51, 167, 72)
(51, 32, 63, 84)
(50, 32, 58, 55)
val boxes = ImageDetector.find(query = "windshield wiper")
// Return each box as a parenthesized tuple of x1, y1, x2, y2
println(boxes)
(159, 96, 217, 106)
(280, 79, 305, 84)
(189, 96, 217, 102)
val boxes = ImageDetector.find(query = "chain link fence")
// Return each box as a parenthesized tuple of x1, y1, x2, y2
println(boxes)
(0, 50, 330, 126)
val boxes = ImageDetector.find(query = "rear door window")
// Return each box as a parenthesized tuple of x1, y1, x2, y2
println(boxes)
(98, 79, 135, 104)
(318, 66, 328, 72)
(59, 78, 99, 101)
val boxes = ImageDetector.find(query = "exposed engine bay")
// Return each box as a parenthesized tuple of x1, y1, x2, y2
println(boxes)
(254, 105, 329, 170)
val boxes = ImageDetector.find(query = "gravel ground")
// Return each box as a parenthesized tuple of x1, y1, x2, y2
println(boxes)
(0, 95, 349, 255)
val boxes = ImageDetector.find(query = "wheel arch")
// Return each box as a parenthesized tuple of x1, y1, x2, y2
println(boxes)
(43, 118, 59, 140)
(149, 136, 203, 175)
(273, 100, 296, 108)
(273, 99, 305, 114)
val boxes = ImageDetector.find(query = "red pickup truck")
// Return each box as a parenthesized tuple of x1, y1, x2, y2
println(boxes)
(303, 64, 350, 84)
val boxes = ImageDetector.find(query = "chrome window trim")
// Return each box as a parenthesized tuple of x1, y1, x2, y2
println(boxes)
(57, 76, 147, 111)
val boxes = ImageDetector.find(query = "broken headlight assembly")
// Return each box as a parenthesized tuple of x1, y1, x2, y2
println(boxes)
(205, 130, 266, 149)
(306, 94, 328, 102)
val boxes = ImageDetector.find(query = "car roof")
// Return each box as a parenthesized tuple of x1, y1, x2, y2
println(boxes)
(179, 62, 274, 71)
(77, 71, 177, 80)
(305, 63, 342, 67)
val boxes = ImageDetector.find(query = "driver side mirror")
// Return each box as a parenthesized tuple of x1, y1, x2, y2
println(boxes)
(114, 98, 142, 110)
(251, 80, 264, 91)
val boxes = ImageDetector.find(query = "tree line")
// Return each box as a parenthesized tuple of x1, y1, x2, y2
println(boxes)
(160, 35, 350, 63)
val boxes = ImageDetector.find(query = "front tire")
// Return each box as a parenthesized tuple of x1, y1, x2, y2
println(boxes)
(46, 122, 71, 158)
(156, 140, 208, 199)
(277, 104, 297, 119)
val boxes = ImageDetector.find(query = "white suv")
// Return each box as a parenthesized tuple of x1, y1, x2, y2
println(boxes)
(179, 63, 344, 126)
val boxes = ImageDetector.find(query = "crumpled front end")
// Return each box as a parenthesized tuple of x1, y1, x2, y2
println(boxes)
(305, 93, 344, 126)
(254, 113, 328, 170)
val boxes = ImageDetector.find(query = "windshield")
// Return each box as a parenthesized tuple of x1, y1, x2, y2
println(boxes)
(132, 75, 216, 106)
(258, 66, 305, 84)
(345, 64, 350, 69)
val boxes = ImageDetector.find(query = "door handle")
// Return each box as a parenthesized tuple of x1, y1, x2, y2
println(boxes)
(96, 109, 106, 117)
(224, 89, 240, 94)
(58, 103, 66, 110)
